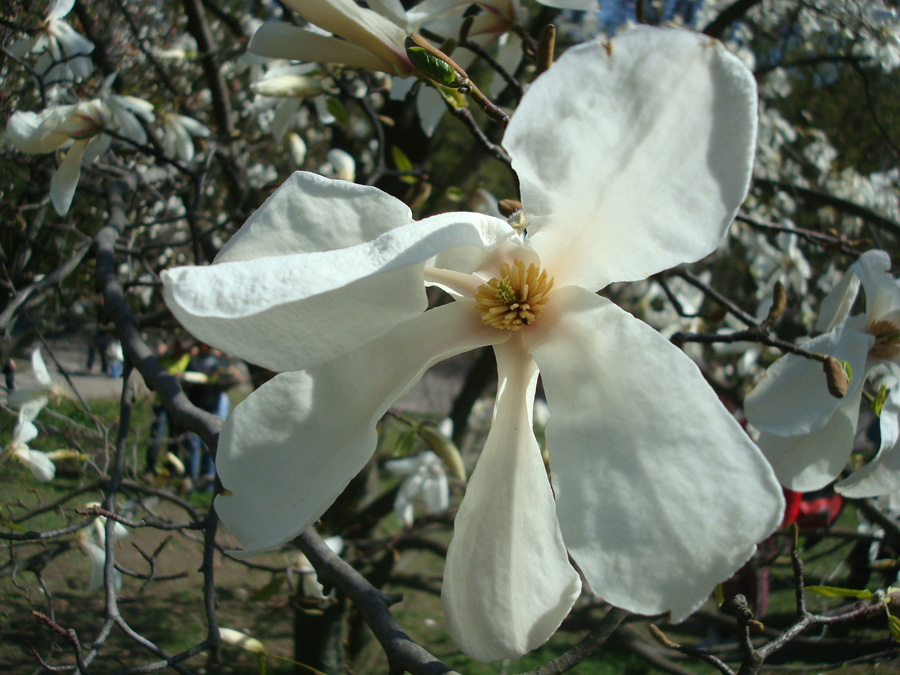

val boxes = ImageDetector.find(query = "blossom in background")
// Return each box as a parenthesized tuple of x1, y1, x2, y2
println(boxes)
(294, 534, 344, 599)
(76, 505, 129, 592)
(746, 250, 900, 497)
(248, 0, 450, 135)
(7, 348, 63, 409)
(286, 132, 307, 166)
(750, 230, 813, 300)
(163, 27, 783, 661)
(249, 63, 326, 141)
(856, 4, 900, 71)
(247, 2, 596, 134)
(317, 148, 356, 182)
(158, 111, 211, 162)
(5, 75, 153, 214)
(6, 397, 55, 481)
(220, 628, 268, 671)
(9, 0, 95, 83)
(248, 0, 425, 76)
(385, 450, 450, 526)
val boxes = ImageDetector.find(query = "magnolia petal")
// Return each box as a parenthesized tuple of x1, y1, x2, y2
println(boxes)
(9, 35, 39, 59)
(49, 0, 76, 21)
(837, 442, 900, 498)
(222, 173, 415, 260)
(853, 249, 899, 320)
(111, 107, 148, 146)
(506, 27, 756, 291)
(489, 33, 523, 97)
(816, 262, 861, 332)
(415, 85, 447, 137)
(744, 315, 872, 435)
(164, 203, 513, 371)
(837, 384, 900, 497)
(393, 478, 419, 526)
(220, 628, 266, 655)
(443, 339, 581, 662)
(82, 539, 122, 592)
(877, 378, 900, 456)
(51, 138, 88, 215)
(18, 398, 48, 429)
(422, 470, 449, 513)
(18, 447, 56, 482)
(32, 348, 52, 386)
(167, 117, 194, 161)
(215, 301, 505, 556)
(81, 133, 110, 164)
(281, 0, 411, 74)
(176, 114, 211, 137)
(250, 22, 400, 74)
(5, 109, 73, 154)
(51, 20, 95, 58)
(384, 456, 419, 474)
(390, 75, 416, 101)
(529, 286, 783, 622)
(757, 392, 861, 492)
(271, 99, 301, 143)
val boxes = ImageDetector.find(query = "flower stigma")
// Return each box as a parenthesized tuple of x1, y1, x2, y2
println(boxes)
(867, 319, 900, 361)
(473, 259, 553, 331)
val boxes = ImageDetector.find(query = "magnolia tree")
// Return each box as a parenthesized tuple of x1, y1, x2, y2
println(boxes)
(2, 0, 900, 673)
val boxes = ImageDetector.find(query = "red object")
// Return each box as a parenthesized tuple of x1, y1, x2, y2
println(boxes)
(781, 488, 843, 528)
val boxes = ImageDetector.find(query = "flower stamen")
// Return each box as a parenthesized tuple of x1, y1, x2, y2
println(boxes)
(473, 260, 553, 331)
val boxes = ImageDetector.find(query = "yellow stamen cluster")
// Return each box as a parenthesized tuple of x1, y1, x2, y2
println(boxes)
(868, 319, 900, 361)
(473, 259, 553, 331)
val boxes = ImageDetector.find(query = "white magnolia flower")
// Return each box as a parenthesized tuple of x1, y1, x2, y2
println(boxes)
(6, 397, 55, 481)
(7, 348, 61, 409)
(856, 5, 900, 71)
(9, 0, 95, 83)
(746, 250, 900, 497)
(385, 450, 450, 526)
(163, 28, 783, 661)
(249, 1, 594, 135)
(158, 112, 211, 162)
(5, 75, 154, 214)
(249, 63, 326, 141)
(250, 0, 418, 76)
(77, 507, 128, 592)
(750, 230, 813, 299)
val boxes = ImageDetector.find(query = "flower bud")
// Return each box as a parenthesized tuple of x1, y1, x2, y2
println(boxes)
(535, 24, 556, 77)
(766, 281, 787, 322)
(498, 199, 523, 217)
(418, 423, 466, 481)
(822, 356, 848, 398)
(405, 34, 469, 89)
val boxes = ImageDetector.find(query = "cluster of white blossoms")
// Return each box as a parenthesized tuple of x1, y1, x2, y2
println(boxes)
(5, 4, 212, 215)
(164, 27, 786, 661)
(9, 0, 95, 83)
(4, 350, 63, 482)
(246, 0, 598, 135)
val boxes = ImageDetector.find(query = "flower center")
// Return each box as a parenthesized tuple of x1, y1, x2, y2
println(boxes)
(473, 259, 553, 331)
(868, 319, 900, 361)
